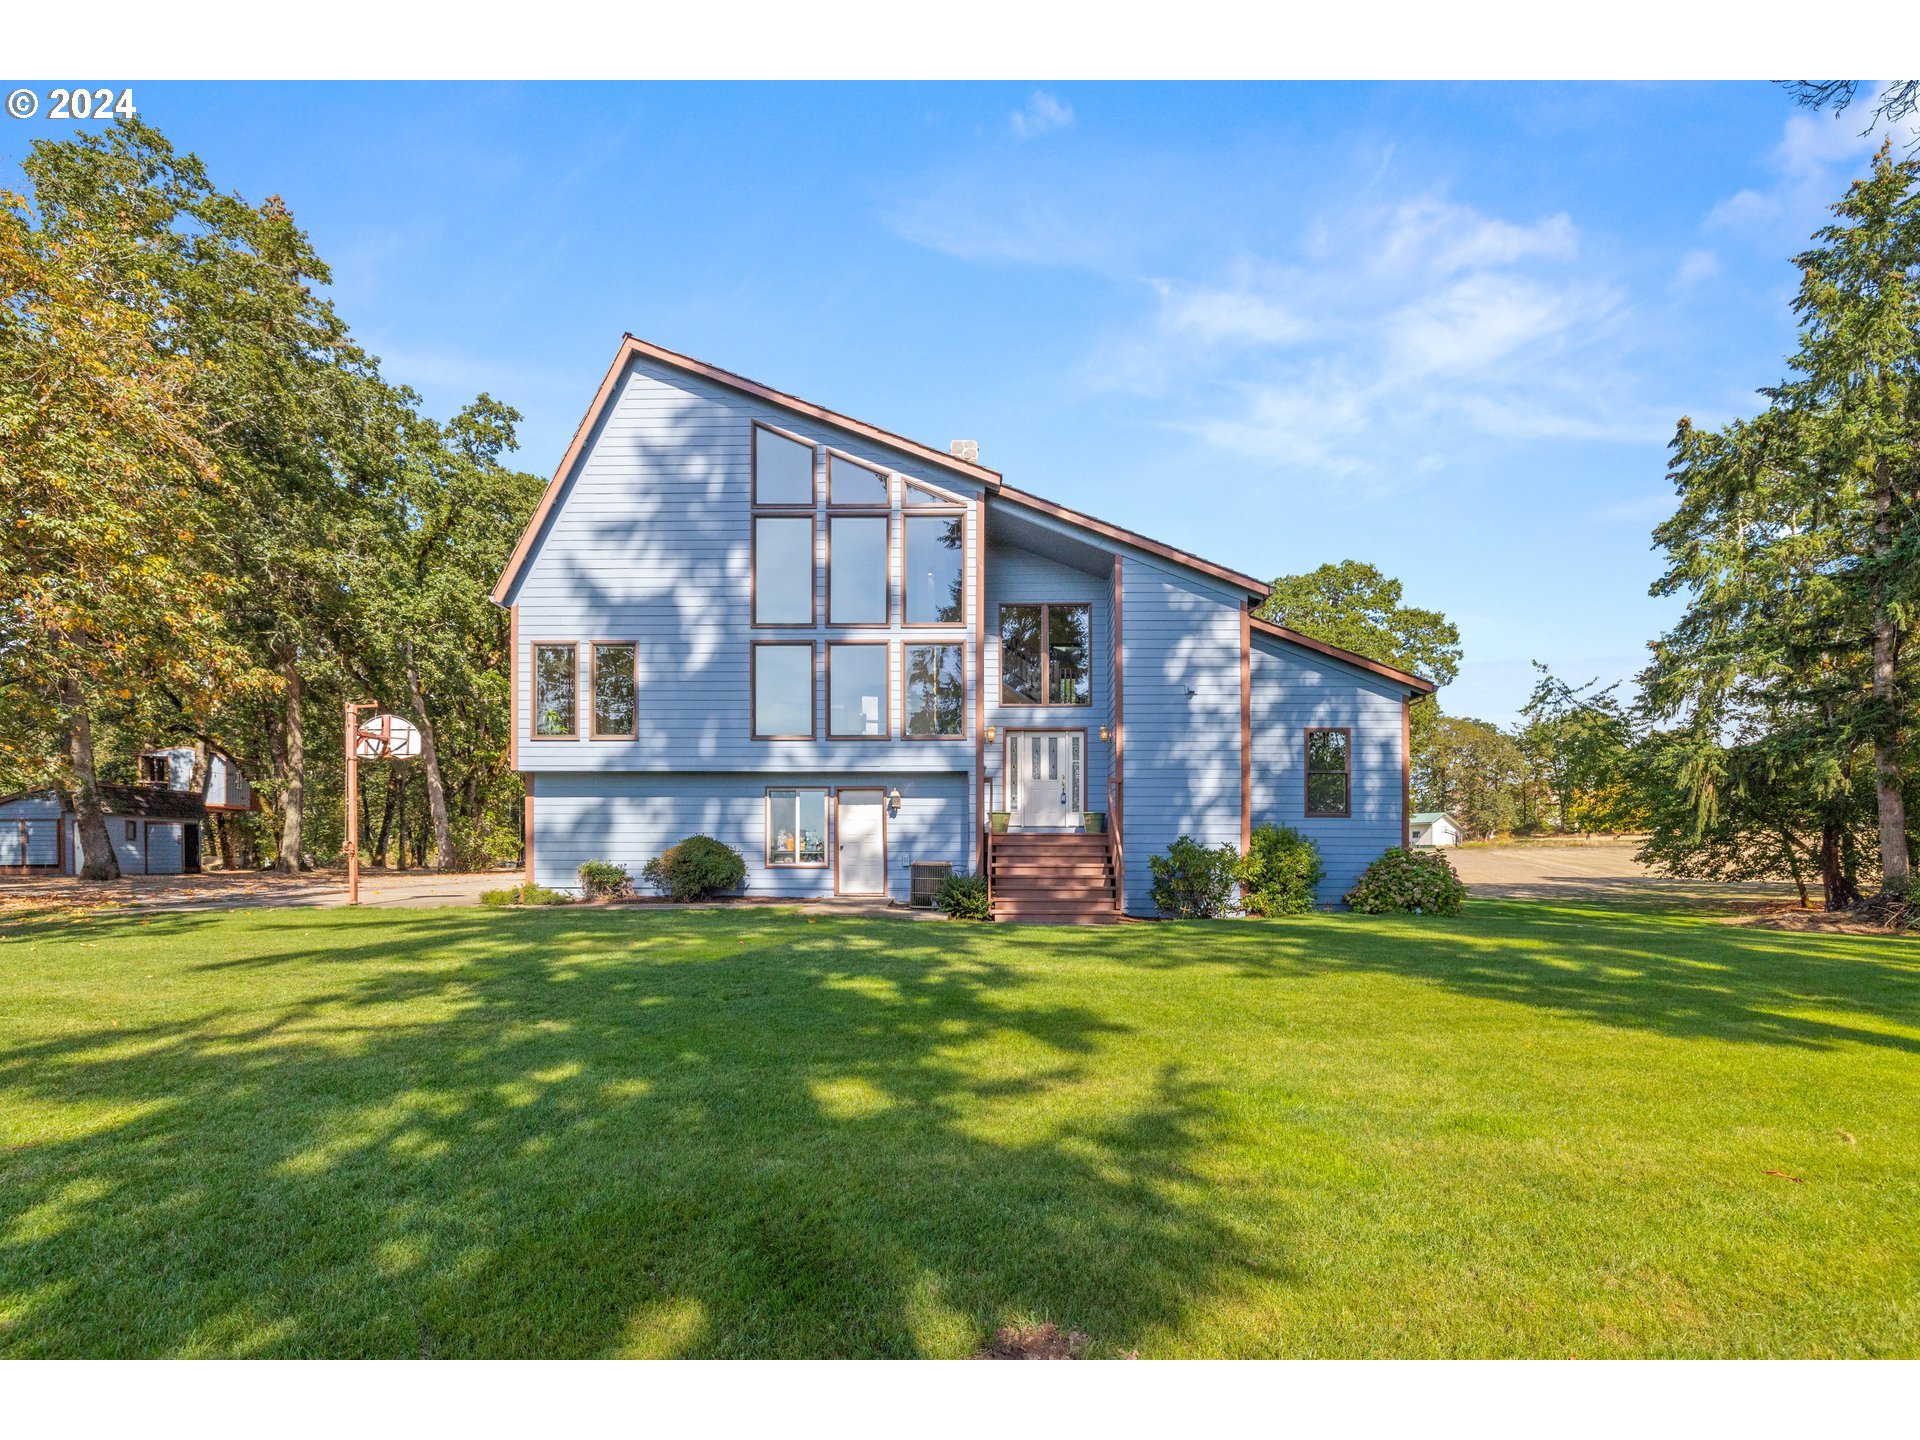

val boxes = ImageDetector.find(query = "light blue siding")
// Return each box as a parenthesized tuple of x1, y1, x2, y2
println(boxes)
(981, 544, 1113, 824)
(531, 771, 968, 902)
(508, 354, 983, 782)
(0, 793, 62, 868)
(1250, 633, 1407, 904)
(1118, 555, 1246, 913)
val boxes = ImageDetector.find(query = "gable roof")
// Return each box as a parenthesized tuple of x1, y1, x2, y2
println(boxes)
(1410, 812, 1457, 826)
(1249, 614, 1438, 695)
(0, 785, 207, 819)
(492, 334, 1284, 606)
(492, 334, 1003, 604)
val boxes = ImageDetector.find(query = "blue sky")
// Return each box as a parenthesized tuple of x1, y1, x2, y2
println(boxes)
(2, 82, 1896, 724)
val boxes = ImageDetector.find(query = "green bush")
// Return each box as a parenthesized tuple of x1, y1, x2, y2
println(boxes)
(1149, 835, 1242, 918)
(640, 834, 748, 901)
(1238, 824, 1325, 916)
(936, 872, 991, 920)
(577, 859, 635, 900)
(479, 881, 574, 907)
(1344, 847, 1467, 915)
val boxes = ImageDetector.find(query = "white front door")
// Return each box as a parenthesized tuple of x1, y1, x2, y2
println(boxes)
(836, 789, 887, 896)
(1006, 731, 1084, 830)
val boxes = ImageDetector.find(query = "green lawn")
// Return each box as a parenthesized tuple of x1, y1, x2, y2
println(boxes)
(0, 900, 1915, 1358)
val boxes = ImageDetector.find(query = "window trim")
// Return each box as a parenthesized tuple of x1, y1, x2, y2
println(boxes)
(826, 513, 892, 628)
(902, 641, 968, 742)
(528, 640, 581, 740)
(750, 640, 816, 741)
(765, 785, 832, 869)
(900, 474, 970, 512)
(1304, 726, 1353, 819)
(825, 448, 893, 508)
(751, 420, 818, 509)
(124, 819, 138, 843)
(750, 513, 818, 629)
(901, 511, 969, 629)
(588, 641, 638, 740)
(996, 602, 1094, 708)
(826, 641, 892, 741)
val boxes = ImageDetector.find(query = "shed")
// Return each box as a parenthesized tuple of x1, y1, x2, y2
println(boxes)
(1409, 811, 1462, 848)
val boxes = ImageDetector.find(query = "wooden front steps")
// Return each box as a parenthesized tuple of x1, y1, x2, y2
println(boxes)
(987, 831, 1122, 924)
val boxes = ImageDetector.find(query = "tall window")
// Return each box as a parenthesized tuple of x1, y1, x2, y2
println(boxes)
(533, 643, 577, 737)
(828, 516, 889, 625)
(591, 643, 637, 738)
(905, 644, 965, 737)
(767, 788, 829, 867)
(828, 453, 889, 506)
(753, 643, 814, 738)
(753, 423, 815, 506)
(753, 516, 814, 626)
(828, 643, 889, 738)
(1305, 728, 1351, 817)
(903, 514, 965, 625)
(1047, 604, 1091, 705)
(998, 603, 1091, 707)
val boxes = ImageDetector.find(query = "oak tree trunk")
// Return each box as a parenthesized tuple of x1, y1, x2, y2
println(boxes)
(58, 675, 118, 881)
(405, 645, 454, 869)
(272, 656, 307, 872)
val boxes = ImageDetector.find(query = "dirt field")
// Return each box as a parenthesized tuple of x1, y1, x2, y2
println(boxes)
(1449, 839, 1796, 905)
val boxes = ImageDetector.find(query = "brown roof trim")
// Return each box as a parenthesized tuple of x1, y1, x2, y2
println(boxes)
(491, 334, 1003, 605)
(1249, 614, 1438, 695)
(990, 483, 1269, 598)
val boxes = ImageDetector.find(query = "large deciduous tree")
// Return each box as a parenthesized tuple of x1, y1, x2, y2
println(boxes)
(0, 183, 251, 876)
(1258, 559, 1462, 779)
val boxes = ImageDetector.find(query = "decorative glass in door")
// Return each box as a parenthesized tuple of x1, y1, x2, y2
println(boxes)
(1004, 731, 1084, 830)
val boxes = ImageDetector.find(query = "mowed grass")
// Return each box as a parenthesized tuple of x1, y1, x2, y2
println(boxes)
(0, 900, 1915, 1358)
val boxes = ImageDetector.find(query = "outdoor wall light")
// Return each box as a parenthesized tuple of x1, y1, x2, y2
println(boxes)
(887, 787, 903, 814)
(985, 726, 996, 742)
(1099, 726, 1111, 742)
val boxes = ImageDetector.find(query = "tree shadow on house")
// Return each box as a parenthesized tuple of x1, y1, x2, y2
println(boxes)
(0, 909, 1286, 1358)
(1105, 899, 1920, 1054)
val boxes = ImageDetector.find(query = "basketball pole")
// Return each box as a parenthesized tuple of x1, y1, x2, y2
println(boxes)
(344, 700, 371, 906)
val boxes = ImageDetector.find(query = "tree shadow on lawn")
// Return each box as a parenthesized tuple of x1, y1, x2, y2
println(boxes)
(1114, 900, 1920, 1054)
(0, 910, 1284, 1358)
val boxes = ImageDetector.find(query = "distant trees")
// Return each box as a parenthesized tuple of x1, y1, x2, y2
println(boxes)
(0, 120, 541, 873)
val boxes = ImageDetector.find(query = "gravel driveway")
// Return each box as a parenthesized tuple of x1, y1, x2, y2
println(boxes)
(1448, 840, 1795, 905)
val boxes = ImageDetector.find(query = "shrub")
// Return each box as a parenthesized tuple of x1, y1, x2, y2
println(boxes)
(1344, 847, 1467, 916)
(577, 859, 635, 900)
(1238, 824, 1325, 916)
(936, 872, 991, 920)
(479, 881, 573, 907)
(1149, 835, 1242, 918)
(640, 834, 748, 901)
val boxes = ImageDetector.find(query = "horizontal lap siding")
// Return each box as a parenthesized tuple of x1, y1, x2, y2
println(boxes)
(533, 771, 967, 902)
(981, 545, 1112, 818)
(1250, 636, 1406, 903)
(511, 355, 982, 776)
(1119, 557, 1245, 913)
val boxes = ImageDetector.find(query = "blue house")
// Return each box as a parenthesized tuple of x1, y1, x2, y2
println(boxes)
(492, 336, 1433, 919)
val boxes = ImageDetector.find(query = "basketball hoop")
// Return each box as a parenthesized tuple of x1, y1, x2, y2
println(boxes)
(354, 713, 422, 760)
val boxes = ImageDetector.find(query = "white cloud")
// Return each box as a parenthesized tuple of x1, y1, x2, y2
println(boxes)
(1010, 91, 1074, 141)
(1670, 248, 1721, 289)
(1705, 101, 1884, 236)
(1080, 193, 1656, 485)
